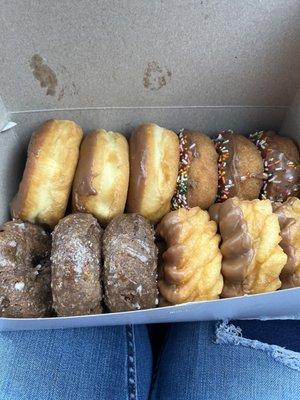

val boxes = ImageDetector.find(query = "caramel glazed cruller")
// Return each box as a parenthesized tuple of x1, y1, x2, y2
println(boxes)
(157, 207, 223, 304)
(273, 197, 300, 289)
(209, 197, 287, 297)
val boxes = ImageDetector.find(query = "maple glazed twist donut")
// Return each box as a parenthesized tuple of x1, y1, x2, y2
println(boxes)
(209, 197, 287, 297)
(273, 197, 300, 289)
(156, 207, 223, 304)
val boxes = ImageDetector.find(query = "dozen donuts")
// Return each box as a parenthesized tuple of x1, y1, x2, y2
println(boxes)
(0, 119, 299, 317)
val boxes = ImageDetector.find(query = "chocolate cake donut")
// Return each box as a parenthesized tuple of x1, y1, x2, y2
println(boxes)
(0, 220, 51, 318)
(103, 214, 158, 312)
(214, 130, 264, 202)
(250, 131, 300, 202)
(51, 213, 102, 316)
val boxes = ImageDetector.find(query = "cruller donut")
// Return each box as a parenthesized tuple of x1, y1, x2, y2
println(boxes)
(209, 197, 287, 297)
(157, 207, 223, 304)
(273, 197, 300, 289)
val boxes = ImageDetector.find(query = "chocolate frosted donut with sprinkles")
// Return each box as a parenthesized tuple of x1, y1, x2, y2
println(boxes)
(171, 129, 218, 210)
(51, 213, 102, 316)
(214, 130, 264, 202)
(250, 131, 300, 202)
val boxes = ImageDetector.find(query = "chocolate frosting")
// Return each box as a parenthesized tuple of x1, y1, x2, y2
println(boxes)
(250, 131, 300, 202)
(157, 207, 223, 303)
(126, 127, 149, 214)
(209, 198, 254, 297)
(72, 132, 98, 213)
(214, 131, 263, 202)
(273, 198, 300, 288)
(208, 203, 221, 224)
(214, 131, 240, 201)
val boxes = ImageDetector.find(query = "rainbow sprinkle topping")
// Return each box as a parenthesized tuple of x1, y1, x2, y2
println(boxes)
(171, 130, 191, 210)
(214, 130, 235, 202)
(250, 131, 300, 202)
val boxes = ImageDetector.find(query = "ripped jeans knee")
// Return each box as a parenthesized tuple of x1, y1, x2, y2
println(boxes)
(215, 320, 300, 371)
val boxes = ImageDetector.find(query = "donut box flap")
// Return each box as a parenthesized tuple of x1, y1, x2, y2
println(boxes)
(0, 289, 300, 331)
(0, 1, 300, 330)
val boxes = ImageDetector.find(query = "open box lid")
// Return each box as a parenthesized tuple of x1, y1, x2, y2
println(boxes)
(0, 1, 299, 121)
(0, 1, 299, 329)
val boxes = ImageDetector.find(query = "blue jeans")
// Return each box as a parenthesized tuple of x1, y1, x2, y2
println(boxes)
(0, 321, 300, 400)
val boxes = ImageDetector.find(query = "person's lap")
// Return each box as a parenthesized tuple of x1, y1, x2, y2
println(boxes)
(151, 321, 300, 400)
(0, 321, 300, 400)
(0, 325, 152, 400)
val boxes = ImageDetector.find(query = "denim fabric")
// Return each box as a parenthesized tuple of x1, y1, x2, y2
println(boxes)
(232, 320, 300, 352)
(1, 322, 300, 400)
(215, 321, 300, 371)
(0, 325, 152, 400)
(151, 322, 300, 400)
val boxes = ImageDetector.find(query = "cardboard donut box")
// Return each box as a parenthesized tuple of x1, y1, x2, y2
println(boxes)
(0, 1, 299, 330)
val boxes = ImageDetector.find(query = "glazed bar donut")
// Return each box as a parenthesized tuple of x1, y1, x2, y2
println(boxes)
(250, 130, 300, 202)
(214, 130, 264, 202)
(11, 119, 83, 228)
(171, 129, 218, 210)
(209, 197, 287, 297)
(273, 197, 300, 289)
(157, 207, 223, 304)
(51, 213, 102, 316)
(127, 123, 179, 224)
(72, 129, 129, 226)
(0, 220, 51, 318)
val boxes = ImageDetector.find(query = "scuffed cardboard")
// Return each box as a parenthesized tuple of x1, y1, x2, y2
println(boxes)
(1, 1, 299, 111)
